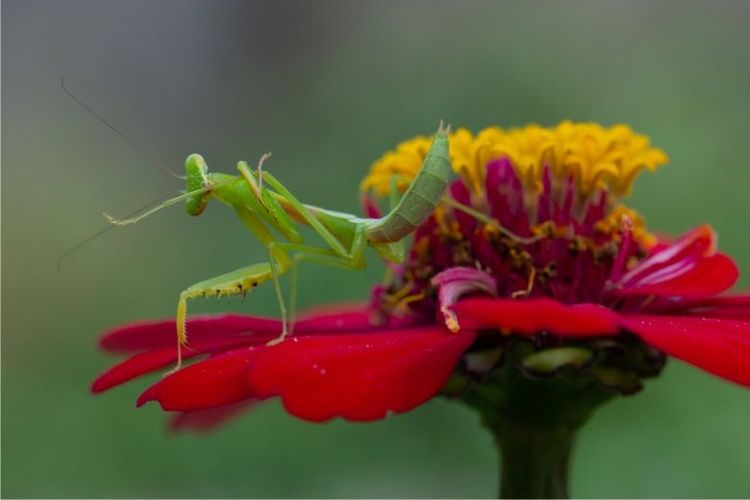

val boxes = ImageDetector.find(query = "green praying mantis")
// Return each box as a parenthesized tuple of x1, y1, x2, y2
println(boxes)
(105, 123, 453, 370)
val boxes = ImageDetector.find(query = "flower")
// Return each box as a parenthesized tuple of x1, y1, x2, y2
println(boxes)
(93, 122, 750, 433)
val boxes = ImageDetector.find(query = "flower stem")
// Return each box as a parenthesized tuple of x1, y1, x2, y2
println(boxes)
(455, 342, 618, 498)
(489, 418, 576, 498)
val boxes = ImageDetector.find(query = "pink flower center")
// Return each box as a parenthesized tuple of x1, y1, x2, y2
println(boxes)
(374, 158, 654, 323)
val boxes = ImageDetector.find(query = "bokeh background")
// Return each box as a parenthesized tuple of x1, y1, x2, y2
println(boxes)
(3, 0, 750, 497)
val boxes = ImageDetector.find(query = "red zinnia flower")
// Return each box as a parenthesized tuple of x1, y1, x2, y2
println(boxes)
(93, 123, 749, 492)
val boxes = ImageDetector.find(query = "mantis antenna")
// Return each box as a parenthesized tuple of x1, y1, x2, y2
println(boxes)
(57, 183, 224, 272)
(103, 185, 218, 226)
(60, 75, 183, 180)
(57, 75, 200, 271)
(57, 192, 174, 272)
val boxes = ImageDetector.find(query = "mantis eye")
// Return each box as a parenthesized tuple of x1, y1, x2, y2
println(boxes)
(184, 154, 210, 216)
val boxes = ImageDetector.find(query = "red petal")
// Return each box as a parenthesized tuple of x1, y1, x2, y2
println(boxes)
(247, 328, 475, 422)
(137, 347, 259, 411)
(620, 314, 750, 386)
(453, 298, 620, 337)
(361, 195, 382, 219)
(685, 295, 750, 319)
(646, 235, 674, 255)
(100, 314, 282, 353)
(620, 225, 716, 286)
(94, 304, 423, 398)
(613, 253, 738, 298)
(168, 400, 257, 433)
(99, 305, 411, 353)
(91, 337, 265, 393)
(296, 303, 422, 332)
(92, 348, 180, 393)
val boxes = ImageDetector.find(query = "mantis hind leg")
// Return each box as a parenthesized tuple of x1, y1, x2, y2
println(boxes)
(265, 228, 367, 345)
(170, 262, 275, 373)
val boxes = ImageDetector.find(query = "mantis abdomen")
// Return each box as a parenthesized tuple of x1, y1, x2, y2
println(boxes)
(365, 126, 451, 243)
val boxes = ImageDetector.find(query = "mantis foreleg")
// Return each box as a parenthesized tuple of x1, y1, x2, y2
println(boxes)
(246, 167, 353, 259)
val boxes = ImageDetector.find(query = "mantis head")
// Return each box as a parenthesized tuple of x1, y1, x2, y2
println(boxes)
(185, 153, 211, 216)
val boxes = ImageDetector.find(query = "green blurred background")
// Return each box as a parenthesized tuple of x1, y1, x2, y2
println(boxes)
(3, 0, 750, 497)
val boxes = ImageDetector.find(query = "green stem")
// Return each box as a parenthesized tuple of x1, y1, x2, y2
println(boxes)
(490, 419, 576, 499)
(450, 334, 664, 497)
(455, 342, 618, 498)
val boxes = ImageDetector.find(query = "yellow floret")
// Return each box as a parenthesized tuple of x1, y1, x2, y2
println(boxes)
(361, 122, 668, 197)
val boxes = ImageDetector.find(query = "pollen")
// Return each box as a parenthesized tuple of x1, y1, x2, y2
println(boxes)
(595, 205, 657, 248)
(361, 122, 668, 197)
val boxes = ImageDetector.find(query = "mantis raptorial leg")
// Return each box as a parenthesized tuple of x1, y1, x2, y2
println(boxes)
(241, 165, 352, 258)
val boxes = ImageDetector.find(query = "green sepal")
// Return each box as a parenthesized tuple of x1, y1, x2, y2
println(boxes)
(592, 366, 643, 395)
(464, 347, 504, 375)
(521, 347, 593, 376)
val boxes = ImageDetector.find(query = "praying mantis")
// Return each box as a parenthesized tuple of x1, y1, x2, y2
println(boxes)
(105, 123, 453, 370)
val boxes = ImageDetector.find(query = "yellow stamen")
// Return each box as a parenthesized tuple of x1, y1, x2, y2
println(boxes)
(385, 275, 417, 306)
(511, 267, 537, 298)
(441, 306, 461, 333)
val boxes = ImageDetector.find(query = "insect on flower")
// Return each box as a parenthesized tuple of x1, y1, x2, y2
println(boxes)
(102, 122, 457, 370)
(93, 122, 749, 428)
(93, 121, 750, 497)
